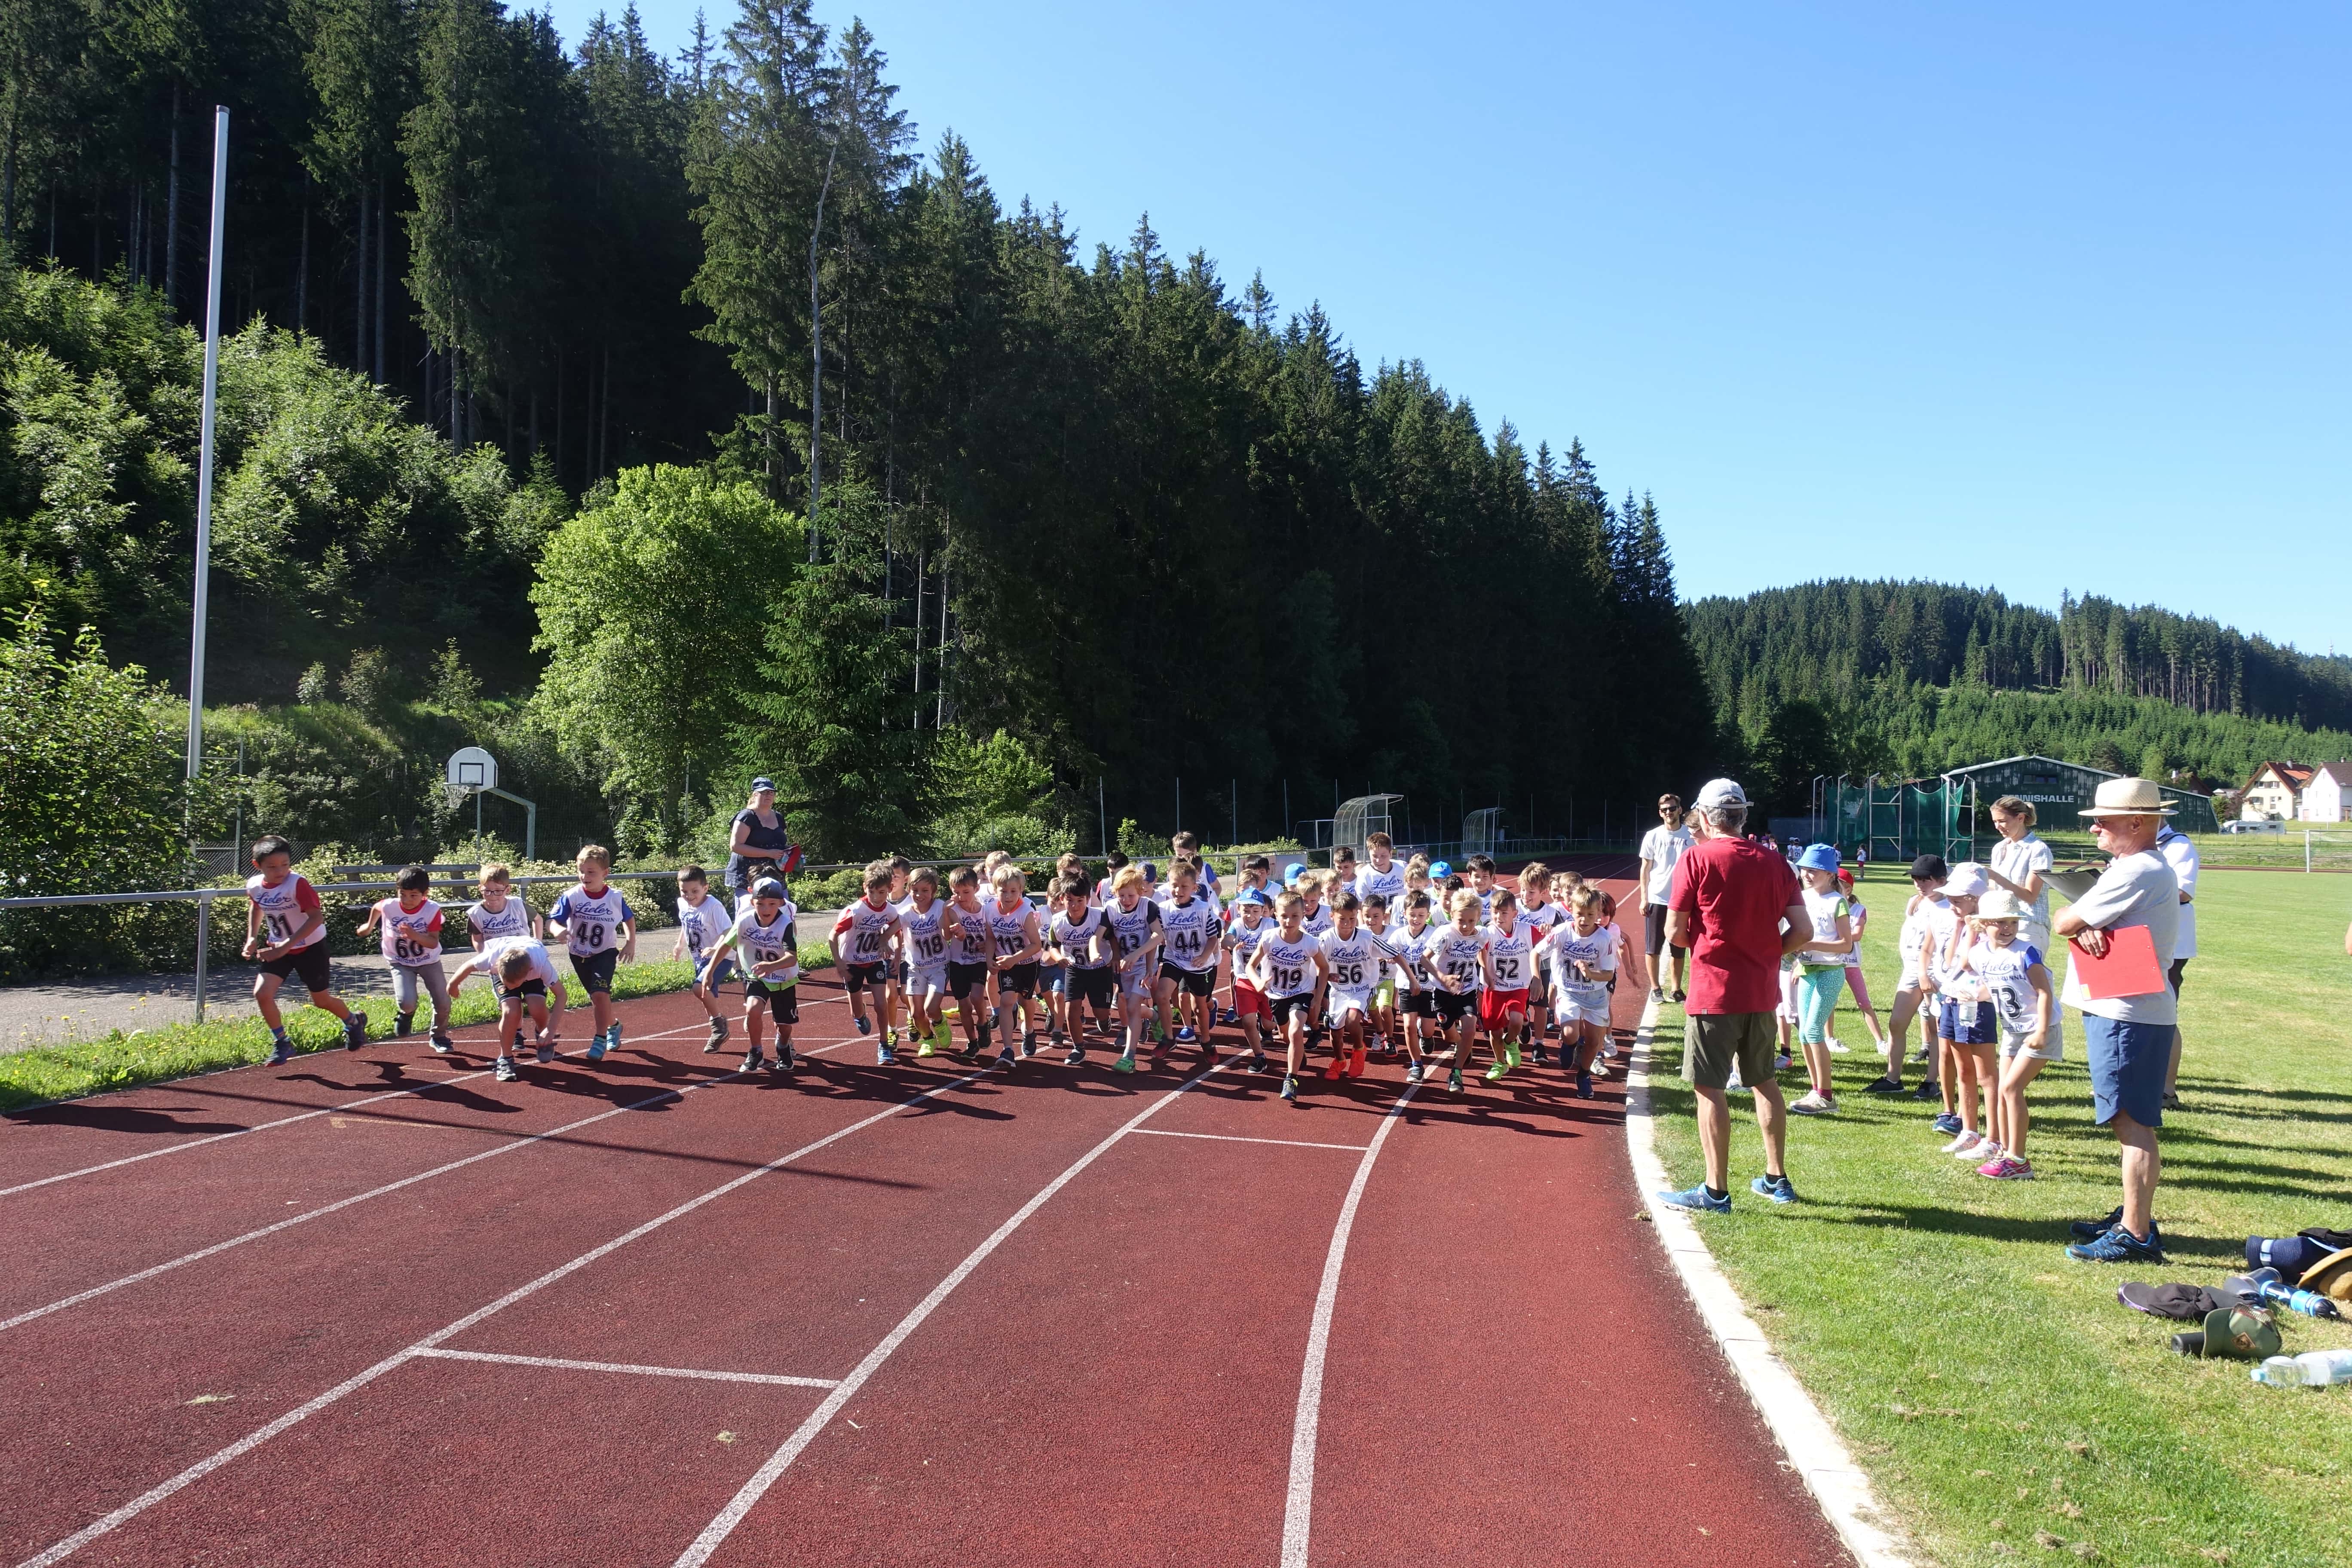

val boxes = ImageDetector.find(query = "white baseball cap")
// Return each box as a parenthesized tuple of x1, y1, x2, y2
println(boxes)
(1942, 862, 1989, 897)
(1694, 778, 1749, 811)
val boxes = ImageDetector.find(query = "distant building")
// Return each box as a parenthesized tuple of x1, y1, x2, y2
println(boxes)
(2241, 761, 2318, 821)
(2302, 763, 2352, 824)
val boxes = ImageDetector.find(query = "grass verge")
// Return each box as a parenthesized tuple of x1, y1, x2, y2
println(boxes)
(0, 943, 834, 1114)
(1644, 869, 2352, 1568)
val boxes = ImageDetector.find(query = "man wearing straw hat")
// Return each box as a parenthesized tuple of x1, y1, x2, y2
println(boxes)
(2052, 777, 2180, 1265)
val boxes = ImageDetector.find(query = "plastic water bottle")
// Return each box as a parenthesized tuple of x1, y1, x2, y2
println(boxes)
(2250, 1350, 2352, 1387)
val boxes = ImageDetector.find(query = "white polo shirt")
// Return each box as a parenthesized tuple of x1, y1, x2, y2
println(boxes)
(1638, 825, 1691, 908)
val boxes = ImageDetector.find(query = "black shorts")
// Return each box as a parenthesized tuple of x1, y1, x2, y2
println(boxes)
(1432, 988, 1476, 1023)
(570, 949, 619, 994)
(1070, 966, 1116, 1008)
(1158, 962, 1213, 997)
(747, 981, 798, 1023)
(1400, 989, 1436, 1018)
(947, 961, 989, 1000)
(1271, 993, 1316, 1026)
(844, 961, 889, 994)
(500, 978, 548, 1001)
(999, 962, 1040, 997)
(259, 942, 334, 994)
(1644, 902, 1673, 957)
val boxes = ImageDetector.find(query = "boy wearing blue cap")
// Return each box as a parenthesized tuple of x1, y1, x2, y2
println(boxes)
(1222, 888, 1277, 1069)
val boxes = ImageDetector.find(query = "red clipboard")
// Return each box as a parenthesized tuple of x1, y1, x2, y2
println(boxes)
(2068, 923, 2167, 1000)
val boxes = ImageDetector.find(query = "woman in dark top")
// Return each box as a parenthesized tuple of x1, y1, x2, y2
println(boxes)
(726, 778, 796, 894)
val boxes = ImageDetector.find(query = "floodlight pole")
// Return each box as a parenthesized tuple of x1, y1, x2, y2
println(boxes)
(184, 107, 229, 781)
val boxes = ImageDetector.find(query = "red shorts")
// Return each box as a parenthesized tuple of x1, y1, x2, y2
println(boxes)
(1479, 988, 1529, 1032)
(1234, 979, 1273, 1021)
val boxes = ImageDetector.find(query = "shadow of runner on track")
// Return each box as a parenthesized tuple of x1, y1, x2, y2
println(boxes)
(6, 1103, 251, 1136)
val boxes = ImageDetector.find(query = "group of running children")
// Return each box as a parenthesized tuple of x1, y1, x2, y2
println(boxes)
(237, 832, 1643, 1103)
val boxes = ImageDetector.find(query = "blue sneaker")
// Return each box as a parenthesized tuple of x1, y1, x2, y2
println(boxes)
(267, 1039, 293, 1066)
(1751, 1173, 1799, 1205)
(2067, 1222, 2165, 1263)
(1931, 1111, 1962, 1136)
(854, 1015, 872, 1036)
(1173, 1026, 1197, 1044)
(343, 1014, 368, 1051)
(1657, 1183, 1732, 1214)
(586, 1031, 609, 1062)
(877, 1043, 898, 1066)
(1576, 1069, 1595, 1100)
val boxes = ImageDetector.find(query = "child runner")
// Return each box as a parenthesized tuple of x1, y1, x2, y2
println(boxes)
(242, 835, 368, 1063)
(1251, 890, 1332, 1103)
(1428, 888, 1493, 1093)
(449, 936, 566, 1082)
(1319, 891, 1382, 1079)
(1864, 856, 1950, 1098)
(1222, 888, 1276, 1072)
(832, 861, 907, 1063)
(700, 877, 801, 1074)
(1155, 862, 1221, 1058)
(1516, 864, 1560, 1063)
(1362, 893, 1400, 1058)
(355, 864, 454, 1055)
(1970, 888, 2059, 1180)
(1544, 887, 1617, 1099)
(1788, 844, 1854, 1116)
(1105, 864, 1164, 1072)
(1097, 851, 1130, 906)
(1478, 888, 1534, 1082)
(672, 864, 738, 1052)
(1385, 890, 1441, 1082)
(1047, 875, 1117, 1064)
(1466, 854, 1498, 919)
(900, 867, 952, 1057)
(546, 845, 636, 1062)
(467, 862, 540, 1057)
(1357, 833, 1408, 906)
(1332, 845, 1360, 898)
(943, 867, 995, 1062)
(985, 864, 1044, 1068)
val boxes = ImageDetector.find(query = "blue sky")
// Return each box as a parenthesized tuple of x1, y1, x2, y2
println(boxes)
(554, 0, 2349, 653)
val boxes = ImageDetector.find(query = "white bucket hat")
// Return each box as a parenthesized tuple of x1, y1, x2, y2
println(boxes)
(2079, 777, 2176, 818)
(1976, 888, 2025, 920)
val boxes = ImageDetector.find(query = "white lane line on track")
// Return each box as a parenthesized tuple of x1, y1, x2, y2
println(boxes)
(0, 1009, 767, 1199)
(671, 1057, 1234, 1568)
(14, 1060, 998, 1568)
(1278, 1081, 1418, 1568)
(1129, 1128, 1371, 1152)
(410, 1348, 840, 1388)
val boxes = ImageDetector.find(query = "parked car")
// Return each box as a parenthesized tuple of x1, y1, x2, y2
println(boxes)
(2223, 818, 2286, 835)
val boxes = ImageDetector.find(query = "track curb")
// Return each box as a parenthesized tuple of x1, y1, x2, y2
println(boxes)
(1622, 996, 1916, 1568)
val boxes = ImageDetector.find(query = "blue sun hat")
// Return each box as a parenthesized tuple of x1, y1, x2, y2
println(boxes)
(1235, 888, 1269, 907)
(1797, 842, 1841, 873)
(1429, 860, 1453, 879)
(1283, 862, 1306, 885)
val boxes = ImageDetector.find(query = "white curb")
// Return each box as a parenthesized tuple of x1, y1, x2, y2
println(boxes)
(1623, 996, 1916, 1568)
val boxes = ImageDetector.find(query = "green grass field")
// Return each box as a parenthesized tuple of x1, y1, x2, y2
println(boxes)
(1647, 870, 2352, 1568)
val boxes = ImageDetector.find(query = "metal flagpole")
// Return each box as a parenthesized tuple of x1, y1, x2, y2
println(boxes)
(184, 106, 229, 782)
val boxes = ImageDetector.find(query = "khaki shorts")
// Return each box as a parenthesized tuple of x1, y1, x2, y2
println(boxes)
(1684, 1011, 1779, 1091)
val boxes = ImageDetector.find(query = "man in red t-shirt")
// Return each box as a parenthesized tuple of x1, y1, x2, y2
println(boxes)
(1658, 778, 1809, 1212)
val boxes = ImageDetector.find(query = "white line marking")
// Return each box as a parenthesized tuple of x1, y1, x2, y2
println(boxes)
(1278, 1081, 1417, 1568)
(1130, 1128, 1371, 1152)
(672, 1058, 1233, 1568)
(0, 1067, 753, 1335)
(1621, 998, 1915, 1568)
(411, 1348, 839, 1388)
(14, 1062, 995, 1568)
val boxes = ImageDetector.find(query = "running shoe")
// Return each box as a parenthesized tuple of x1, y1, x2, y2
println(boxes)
(1602, 1043, 1619, 1060)
(775, 1044, 795, 1072)
(1484, 1060, 1510, 1082)
(2162, 1090, 2183, 1112)
(1249, 1053, 1271, 1074)
(917, 1032, 937, 1057)
(1825, 1037, 1850, 1054)
(266, 1039, 292, 1066)
(1576, 1069, 1594, 1100)
(1174, 1026, 1198, 1044)
(1931, 1110, 1963, 1135)
(1406, 1060, 1425, 1084)
(744, 1048, 766, 1072)
(704, 1017, 726, 1054)
(512, 1029, 527, 1053)
(877, 1043, 898, 1066)
(586, 1032, 608, 1062)
(536, 1041, 555, 1064)
(1504, 1039, 1522, 1069)
(1066, 1044, 1084, 1066)
(1219, 1007, 1239, 1026)
(1111, 1053, 1136, 1075)
(1861, 1076, 1905, 1096)
(343, 1014, 367, 1051)
(1773, 1051, 1792, 1072)
(1941, 1130, 1984, 1156)
(1530, 1044, 1549, 1066)
(1672, 989, 1687, 1003)
(494, 1056, 519, 1082)
(429, 1031, 453, 1056)
(1280, 1075, 1298, 1102)
(854, 1015, 872, 1036)
(1750, 1173, 1799, 1205)
(1326, 1055, 1345, 1081)
(1977, 1155, 2034, 1180)
(1588, 1060, 1612, 1081)
(1656, 1183, 1730, 1213)
(2069, 1206, 2125, 1241)
(1651, 987, 1666, 1001)
(607, 1022, 624, 1052)
(1724, 1071, 1749, 1094)
(1348, 1047, 1367, 1078)
(1022, 1032, 1039, 1060)
(2067, 1225, 2165, 1264)
(1447, 1069, 1464, 1093)
(1790, 1093, 1837, 1116)
(394, 1011, 414, 1038)
(997, 1045, 1019, 1070)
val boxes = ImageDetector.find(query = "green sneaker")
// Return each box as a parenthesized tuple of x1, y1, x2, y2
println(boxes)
(1112, 1053, 1136, 1074)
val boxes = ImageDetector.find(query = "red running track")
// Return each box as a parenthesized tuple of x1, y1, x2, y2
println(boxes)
(0, 879, 1850, 1568)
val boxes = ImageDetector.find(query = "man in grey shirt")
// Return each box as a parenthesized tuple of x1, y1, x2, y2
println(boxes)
(2052, 778, 2180, 1264)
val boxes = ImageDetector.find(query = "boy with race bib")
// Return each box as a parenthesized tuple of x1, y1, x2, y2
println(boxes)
(354, 864, 454, 1055)
(242, 835, 368, 1063)
(449, 936, 567, 1082)
(898, 867, 954, 1056)
(832, 861, 908, 1064)
(701, 877, 802, 1075)
(1046, 875, 1118, 1065)
(943, 867, 998, 1063)
(1544, 887, 1616, 1100)
(1251, 890, 1333, 1103)
(670, 864, 738, 1053)
(1221, 888, 1276, 1072)
(1320, 891, 1383, 1080)
(1427, 889, 1494, 1094)
(546, 845, 637, 1062)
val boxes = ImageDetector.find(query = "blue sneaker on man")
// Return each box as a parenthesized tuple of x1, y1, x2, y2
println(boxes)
(1656, 1183, 1732, 1214)
(1751, 1173, 1799, 1205)
(2066, 1222, 2165, 1264)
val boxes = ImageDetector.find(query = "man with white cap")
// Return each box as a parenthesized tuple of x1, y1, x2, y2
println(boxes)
(2052, 777, 2180, 1264)
(1655, 778, 1810, 1212)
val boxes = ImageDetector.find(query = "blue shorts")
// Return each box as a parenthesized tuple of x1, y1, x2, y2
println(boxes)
(2084, 1014, 2169, 1128)
(1938, 998, 1997, 1045)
